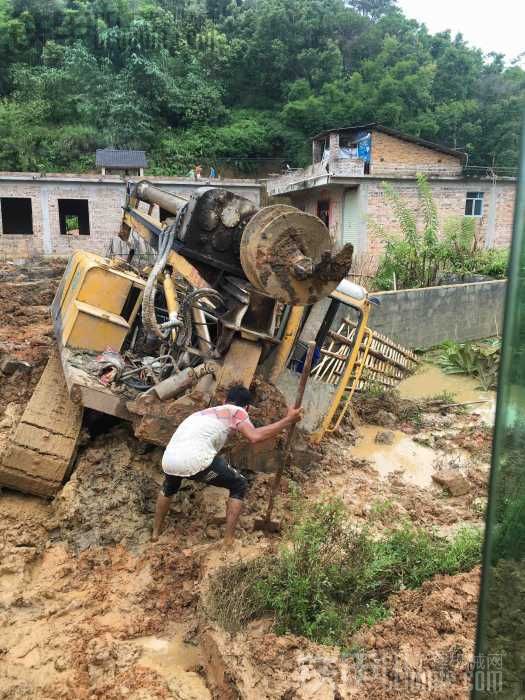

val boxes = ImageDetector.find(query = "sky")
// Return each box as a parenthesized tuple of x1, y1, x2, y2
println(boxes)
(396, 0, 524, 64)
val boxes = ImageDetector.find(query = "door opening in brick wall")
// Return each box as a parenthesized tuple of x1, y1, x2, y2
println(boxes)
(58, 199, 90, 235)
(0, 197, 33, 235)
(317, 200, 330, 228)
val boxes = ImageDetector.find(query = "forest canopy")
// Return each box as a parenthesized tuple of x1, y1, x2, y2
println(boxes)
(0, 0, 523, 175)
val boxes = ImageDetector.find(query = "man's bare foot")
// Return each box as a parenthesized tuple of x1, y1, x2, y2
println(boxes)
(151, 528, 161, 542)
(222, 536, 235, 549)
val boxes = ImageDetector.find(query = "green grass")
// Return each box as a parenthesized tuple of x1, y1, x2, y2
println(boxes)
(206, 500, 482, 647)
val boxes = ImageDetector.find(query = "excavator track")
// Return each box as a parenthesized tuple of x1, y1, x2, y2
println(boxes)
(0, 351, 83, 497)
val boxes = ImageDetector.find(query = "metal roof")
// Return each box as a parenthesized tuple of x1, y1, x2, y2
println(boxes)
(312, 123, 465, 161)
(96, 149, 148, 168)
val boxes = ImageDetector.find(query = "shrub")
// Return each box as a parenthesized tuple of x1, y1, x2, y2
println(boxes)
(206, 500, 482, 646)
(371, 176, 509, 290)
(437, 338, 500, 390)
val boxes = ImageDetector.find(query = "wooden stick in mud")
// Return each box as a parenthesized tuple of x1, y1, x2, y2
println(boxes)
(428, 399, 490, 410)
(255, 341, 316, 534)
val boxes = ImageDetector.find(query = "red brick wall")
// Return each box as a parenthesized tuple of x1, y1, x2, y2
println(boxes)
(366, 179, 516, 258)
(371, 131, 463, 176)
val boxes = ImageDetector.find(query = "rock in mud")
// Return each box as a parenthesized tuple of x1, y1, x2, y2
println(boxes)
(432, 469, 470, 497)
(1, 357, 32, 376)
(375, 409, 397, 428)
(375, 430, 395, 445)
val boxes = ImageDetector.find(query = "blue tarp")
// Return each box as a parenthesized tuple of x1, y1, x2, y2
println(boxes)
(355, 132, 371, 163)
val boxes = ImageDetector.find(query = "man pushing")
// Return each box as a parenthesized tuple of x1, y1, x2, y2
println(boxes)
(152, 384, 303, 545)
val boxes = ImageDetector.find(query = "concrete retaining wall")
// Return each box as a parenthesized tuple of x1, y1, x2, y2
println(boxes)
(335, 280, 506, 349)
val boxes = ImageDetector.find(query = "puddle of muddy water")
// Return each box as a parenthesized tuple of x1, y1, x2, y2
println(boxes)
(352, 425, 471, 489)
(132, 625, 211, 699)
(352, 426, 439, 488)
(398, 363, 496, 425)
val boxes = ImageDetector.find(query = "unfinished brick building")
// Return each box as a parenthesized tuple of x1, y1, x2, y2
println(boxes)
(267, 123, 516, 275)
(0, 174, 263, 260)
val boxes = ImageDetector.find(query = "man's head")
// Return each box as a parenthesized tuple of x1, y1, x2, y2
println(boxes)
(226, 384, 253, 408)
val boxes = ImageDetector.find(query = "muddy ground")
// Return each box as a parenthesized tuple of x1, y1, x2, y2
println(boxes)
(0, 261, 492, 699)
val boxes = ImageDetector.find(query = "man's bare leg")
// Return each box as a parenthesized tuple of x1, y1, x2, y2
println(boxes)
(152, 493, 173, 541)
(224, 497, 243, 546)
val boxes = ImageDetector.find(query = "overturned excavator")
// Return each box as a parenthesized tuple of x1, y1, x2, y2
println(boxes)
(0, 182, 358, 497)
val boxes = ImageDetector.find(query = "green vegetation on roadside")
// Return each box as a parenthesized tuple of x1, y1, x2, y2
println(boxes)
(437, 338, 501, 390)
(372, 175, 509, 290)
(206, 500, 482, 647)
(0, 1, 523, 175)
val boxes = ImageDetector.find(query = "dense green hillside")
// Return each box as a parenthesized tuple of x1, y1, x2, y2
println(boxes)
(0, 0, 523, 175)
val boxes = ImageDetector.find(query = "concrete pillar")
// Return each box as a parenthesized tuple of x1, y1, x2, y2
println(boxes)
(329, 132, 340, 161)
(358, 183, 369, 253)
(40, 186, 53, 255)
(485, 181, 497, 248)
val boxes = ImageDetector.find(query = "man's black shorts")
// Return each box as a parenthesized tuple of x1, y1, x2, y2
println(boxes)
(162, 455, 248, 500)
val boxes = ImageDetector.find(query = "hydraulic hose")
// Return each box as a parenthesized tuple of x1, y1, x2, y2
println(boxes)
(141, 205, 186, 339)
(175, 287, 225, 349)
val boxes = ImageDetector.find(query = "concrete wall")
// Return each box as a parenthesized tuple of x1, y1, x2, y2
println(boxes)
(0, 173, 263, 260)
(334, 280, 506, 349)
(371, 130, 463, 176)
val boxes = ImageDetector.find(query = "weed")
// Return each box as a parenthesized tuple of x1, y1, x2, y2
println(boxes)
(437, 339, 500, 390)
(430, 390, 456, 404)
(370, 498, 395, 519)
(206, 500, 482, 647)
(349, 601, 390, 633)
(370, 176, 509, 291)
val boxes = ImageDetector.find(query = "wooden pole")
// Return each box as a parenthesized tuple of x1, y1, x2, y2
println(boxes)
(258, 341, 316, 532)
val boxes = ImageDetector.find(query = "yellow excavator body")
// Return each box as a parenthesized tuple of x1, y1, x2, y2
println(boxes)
(52, 251, 145, 353)
(0, 181, 368, 497)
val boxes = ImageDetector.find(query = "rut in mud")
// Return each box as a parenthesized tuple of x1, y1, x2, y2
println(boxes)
(0, 260, 492, 699)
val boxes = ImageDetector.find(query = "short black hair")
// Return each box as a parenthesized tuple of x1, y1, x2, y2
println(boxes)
(226, 384, 253, 407)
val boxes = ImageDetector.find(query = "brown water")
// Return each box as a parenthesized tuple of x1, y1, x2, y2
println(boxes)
(398, 363, 496, 425)
(132, 625, 211, 698)
(352, 363, 491, 489)
(352, 425, 463, 489)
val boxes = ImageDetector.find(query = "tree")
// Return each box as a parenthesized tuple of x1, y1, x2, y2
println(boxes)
(0, 0, 522, 173)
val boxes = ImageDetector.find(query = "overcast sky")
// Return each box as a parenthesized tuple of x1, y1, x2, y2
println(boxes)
(396, 0, 524, 65)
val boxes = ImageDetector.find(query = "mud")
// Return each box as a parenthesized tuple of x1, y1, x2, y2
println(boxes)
(0, 261, 65, 416)
(0, 484, 204, 699)
(0, 260, 492, 699)
(202, 568, 480, 699)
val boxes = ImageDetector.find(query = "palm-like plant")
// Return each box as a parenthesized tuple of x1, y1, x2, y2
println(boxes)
(372, 173, 442, 289)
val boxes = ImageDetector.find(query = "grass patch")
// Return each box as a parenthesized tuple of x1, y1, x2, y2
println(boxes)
(370, 497, 396, 519)
(429, 390, 456, 404)
(206, 500, 482, 646)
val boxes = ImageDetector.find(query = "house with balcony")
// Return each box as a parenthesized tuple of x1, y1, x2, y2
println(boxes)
(267, 124, 516, 272)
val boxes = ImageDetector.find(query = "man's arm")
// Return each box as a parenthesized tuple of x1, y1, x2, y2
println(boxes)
(237, 406, 303, 445)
